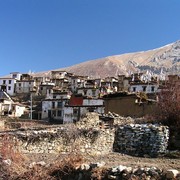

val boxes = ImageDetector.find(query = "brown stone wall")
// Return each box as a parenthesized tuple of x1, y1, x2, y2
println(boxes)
(104, 96, 157, 117)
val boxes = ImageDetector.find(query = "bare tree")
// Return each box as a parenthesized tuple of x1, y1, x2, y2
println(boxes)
(157, 82, 180, 127)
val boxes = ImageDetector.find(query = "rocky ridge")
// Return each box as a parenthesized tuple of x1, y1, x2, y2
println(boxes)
(33, 40, 180, 78)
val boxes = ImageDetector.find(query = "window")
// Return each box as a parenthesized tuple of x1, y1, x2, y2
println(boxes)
(19, 83, 21, 87)
(52, 110, 56, 117)
(57, 101, 62, 108)
(92, 90, 96, 96)
(52, 102, 55, 108)
(142, 86, 147, 92)
(133, 87, 136, 92)
(151, 86, 155, 92)
(8, 86, 11, 90)
(73, 108, 78, 114)
(3, 80, 6, 84)
(88, 107, 95, 112)
(40, 87, 43, 90)
(84, 90, 87, 95)
(53, 95, 56, 99)
(12, 74, 17, 79)
(9, 80, 11, 84)
(57, 110, 62, 117)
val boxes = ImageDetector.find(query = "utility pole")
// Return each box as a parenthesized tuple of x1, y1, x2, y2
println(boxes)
(30, 90, 36, 120)
(30, 92, 33, 120)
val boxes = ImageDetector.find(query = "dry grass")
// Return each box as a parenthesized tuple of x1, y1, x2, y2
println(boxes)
(0, 133, 30, 179)
(91, 167, 109, 180)
(16, 152, 84, 180)
(0, 128, 87, 179)
(48, 153, 84, 179)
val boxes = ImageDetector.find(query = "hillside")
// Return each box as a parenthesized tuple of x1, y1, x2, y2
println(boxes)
(34, 40, 180, 78)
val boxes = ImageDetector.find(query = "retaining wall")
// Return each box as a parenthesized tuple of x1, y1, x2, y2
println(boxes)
(113, 124, 169, 157)
(0, 114, 169, 157)
(0, 126, 115, 155)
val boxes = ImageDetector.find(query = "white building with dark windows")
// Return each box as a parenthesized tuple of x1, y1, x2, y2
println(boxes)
(129, 83, 159, 94)
(0, 90, 26, 117)
(15, 74, 35, 94)
(0, 72, 22, 96)
(41, 91, 70, 123)
(63, 94, 104, 123)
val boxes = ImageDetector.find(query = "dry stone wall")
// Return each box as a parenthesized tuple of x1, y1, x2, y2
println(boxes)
(0, 113, 169, 157)
(1, 126, 115, 155)
(113, 124, 169, 157)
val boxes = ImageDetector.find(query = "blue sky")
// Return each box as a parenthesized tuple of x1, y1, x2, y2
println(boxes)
(0, 0, 180, 76)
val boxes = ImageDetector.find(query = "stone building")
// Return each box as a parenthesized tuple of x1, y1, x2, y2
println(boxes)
(63, 94, 104, 123)
(103, 92, 157, 117)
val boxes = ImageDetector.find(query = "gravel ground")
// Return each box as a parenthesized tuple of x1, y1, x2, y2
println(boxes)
(26, 152, 180, 171)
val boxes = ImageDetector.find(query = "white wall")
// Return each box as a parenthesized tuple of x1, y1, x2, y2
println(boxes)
(0, 79, 16, 96)
(14, 105, 26, 117)
(42, 101, 52, 119)
(77, 89, 100, 98)
(42, 100, 66, 120)
(63, 104, 104, 124)
(83, 99, 104, 106)
(130, 84, 158, 93)
(63, 107, 74, 123)
(16, 81, 35, 93)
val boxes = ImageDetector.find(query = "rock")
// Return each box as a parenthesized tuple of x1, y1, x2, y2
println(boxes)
(96, 161, 106, 167)
(111, 167, 118, 173)
(117, 165, 127, 172)
(107, 175, 117, 179)
(36, 161, 46, 166)
(166, 169, 179, 179)
(134, 168, 145, 175)
(126, 167, 133, 173)
(90, 161, 106, 168)
(3, 159, 11, 166)
(80, 163, 91, 170)
(29, 161, 46, 168)
(29, 162, 36, 168)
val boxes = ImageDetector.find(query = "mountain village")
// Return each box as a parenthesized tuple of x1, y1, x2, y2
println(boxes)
(0, 70, 179, 123)
(1, 0, 180, 178)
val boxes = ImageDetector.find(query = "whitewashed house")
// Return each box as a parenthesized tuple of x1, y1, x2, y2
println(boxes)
(63, 95, 104, 123)
(41, 91, 70, 123)
(0, 72, 22, 96)
(0, 90, 25, 117)
(77, 87, 100, 98)
(70, 75, 87, 93)
(129, 83, 159, 93)
(15, 74, 35, 94)
(12, 103, 26, 117)
(39, 83, 54, 96)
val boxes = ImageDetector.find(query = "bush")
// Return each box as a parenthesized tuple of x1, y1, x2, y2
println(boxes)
(0, 133, 29, 179)
(157, 83, 180, 127)
(16, 153, 84, 180)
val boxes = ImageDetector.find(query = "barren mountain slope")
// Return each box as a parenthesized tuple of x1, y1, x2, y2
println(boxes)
(34, 40, 180, 78)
